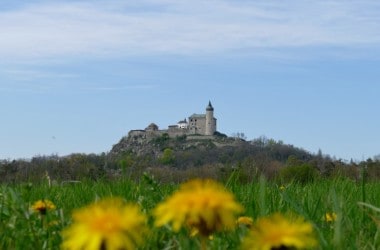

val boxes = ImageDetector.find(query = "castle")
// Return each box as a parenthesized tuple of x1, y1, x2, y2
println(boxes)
(129, 101, 217, 138)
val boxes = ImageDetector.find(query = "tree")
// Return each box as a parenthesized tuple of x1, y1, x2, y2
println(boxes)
(231, 132, 247, 140)
(159, 148, 175, 165)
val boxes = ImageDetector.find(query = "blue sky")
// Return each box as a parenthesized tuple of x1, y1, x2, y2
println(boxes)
(1, 0, 380, 161)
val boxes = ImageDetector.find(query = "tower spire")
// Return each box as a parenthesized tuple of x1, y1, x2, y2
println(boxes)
(206, 100, 214, 111)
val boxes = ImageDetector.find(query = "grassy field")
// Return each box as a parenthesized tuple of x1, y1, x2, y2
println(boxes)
(1, 174, 380, 249)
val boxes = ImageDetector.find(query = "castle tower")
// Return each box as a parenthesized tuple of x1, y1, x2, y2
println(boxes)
(205, 101, 216, 135)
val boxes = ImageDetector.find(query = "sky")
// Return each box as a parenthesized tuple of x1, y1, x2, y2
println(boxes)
(1, 0, 380, 161)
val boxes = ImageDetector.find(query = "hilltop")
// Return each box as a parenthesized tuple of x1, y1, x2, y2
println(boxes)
(106, 131, 327, 181)
(110, 131, 241, 158)
(1, 130, 378, 184)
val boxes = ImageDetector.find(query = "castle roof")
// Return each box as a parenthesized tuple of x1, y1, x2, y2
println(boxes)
(145, 123, 158, 131)
(178, 118, 187, 124)
(206, 101, 214, 111)
(189, 113, 206, 119)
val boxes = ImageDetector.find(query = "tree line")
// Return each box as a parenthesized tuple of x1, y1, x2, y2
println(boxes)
(0, 136, 378, 184)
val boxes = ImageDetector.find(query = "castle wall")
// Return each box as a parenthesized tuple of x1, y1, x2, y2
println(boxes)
(167, 127, 188, 137)
(129, 127, 188, 140)
(187, 135, 215, 140)
(189, 116, 206, 135)
(128, 130, 146, 138)
(129, 129, 166, 140)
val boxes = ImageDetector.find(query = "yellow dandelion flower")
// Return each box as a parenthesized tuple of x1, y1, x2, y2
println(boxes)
(31, 199, 56, 215)
(324, 212, 337, 223)
(237, 216, 254, 228)
(241, 213, 317, 250)
(61, 198, 148, 250)
(279, 185, 286, 191)
(154, 179, 244, 237)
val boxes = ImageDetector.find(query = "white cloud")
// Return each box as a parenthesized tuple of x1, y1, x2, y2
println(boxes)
(2, 69, 76, 80)
(80, 84, 157, 91)
(0, 0, 379, 61)
(0, 80, 156, 93)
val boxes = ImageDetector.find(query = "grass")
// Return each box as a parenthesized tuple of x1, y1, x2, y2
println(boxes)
(1, 175, 380, 249)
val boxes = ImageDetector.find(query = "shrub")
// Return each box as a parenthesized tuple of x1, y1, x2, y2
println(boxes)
(159, 148, 175, 165)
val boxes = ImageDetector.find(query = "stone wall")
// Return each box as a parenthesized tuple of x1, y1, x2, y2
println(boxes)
(167, 127, 188, 137)
(186, 135, 215, 140)
(128, 128, 189, 140)
(189, 117, 206, 135)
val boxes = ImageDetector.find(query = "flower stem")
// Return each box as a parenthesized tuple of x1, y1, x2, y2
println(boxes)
(200, 237, 207, 250)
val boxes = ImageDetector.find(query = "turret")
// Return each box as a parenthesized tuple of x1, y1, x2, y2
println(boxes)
(206, 101, 214, 111)
(205, 101, 216, 135)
